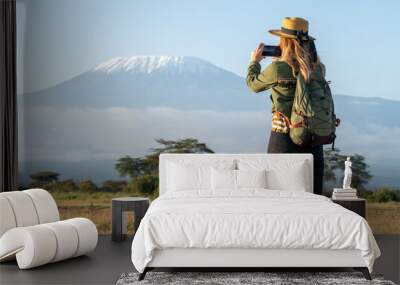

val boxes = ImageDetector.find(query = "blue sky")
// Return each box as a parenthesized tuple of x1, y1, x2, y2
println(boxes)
(17, 0, 400, 100)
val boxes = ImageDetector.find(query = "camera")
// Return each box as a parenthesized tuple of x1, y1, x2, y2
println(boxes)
(262, 45, 281, 57)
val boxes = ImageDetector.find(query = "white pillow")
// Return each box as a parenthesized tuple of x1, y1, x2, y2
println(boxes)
(167, 162, 211, 191)
(266, 161, 307, 192)
(238, 159, 308, 192)
(236, 169, 267, 189)
(166, 159, 235, 192)
(211, 168, 236, 190)
(211, 168, 268, 191)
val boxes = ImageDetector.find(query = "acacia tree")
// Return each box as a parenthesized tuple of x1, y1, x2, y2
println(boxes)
(151, 138, 214, 155)
(28, 171, 60, 188)
(115, 156, 150, 179)
(115, 138, 214, 179)
(30, 171, 60, 183)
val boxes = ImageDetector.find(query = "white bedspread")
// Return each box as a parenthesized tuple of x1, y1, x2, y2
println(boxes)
(131, 190, 380, 273)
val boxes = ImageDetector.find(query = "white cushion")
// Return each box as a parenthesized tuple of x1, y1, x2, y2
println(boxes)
(0, 218, 97, 269)
(167, 162, 211, 191)
(267, 161, 307, 192)
(238, 159, 308, 192)
(42, 221, 79, 262)
(0, 226, 57, 269)
(0, 189, 60, 238)
(167, 160, 235, 191)
(64, 218, 98, 257)
(211, 168, 236, 190)
(0, 196, 17, 237)
(236, 169, 267, 189)
(211, 169, 268, 191)
(1, 191, 39, 227)
(24, 189, 60, 224)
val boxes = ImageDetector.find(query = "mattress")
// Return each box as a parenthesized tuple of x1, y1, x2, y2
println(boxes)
(131, 190, 380, 273)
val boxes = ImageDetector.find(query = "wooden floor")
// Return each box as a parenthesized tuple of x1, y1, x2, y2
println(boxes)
(0, 235, 398, 285)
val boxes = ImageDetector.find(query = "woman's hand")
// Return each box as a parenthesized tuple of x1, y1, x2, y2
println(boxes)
(251, 43, 265, 62)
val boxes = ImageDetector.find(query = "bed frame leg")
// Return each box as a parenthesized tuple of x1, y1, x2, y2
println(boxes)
(354, 267, 371, 280)
(138, 268, 148, 281)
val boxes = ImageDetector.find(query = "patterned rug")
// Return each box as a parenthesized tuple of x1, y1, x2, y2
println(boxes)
(116, 271, 396, 285)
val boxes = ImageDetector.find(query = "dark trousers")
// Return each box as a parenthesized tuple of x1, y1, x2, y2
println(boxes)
(267, 131, 324, 195)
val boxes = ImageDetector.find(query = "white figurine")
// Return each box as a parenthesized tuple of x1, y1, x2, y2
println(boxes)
(342, 156, 352, 189)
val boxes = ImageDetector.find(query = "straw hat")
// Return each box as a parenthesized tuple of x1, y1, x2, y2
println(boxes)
(269, 17, 315, 40)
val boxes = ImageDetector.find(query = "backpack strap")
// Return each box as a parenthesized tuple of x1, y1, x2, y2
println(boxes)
(274, 111, 307, 129)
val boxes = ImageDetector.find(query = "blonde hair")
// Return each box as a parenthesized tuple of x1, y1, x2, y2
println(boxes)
(279, 37, 319, 82)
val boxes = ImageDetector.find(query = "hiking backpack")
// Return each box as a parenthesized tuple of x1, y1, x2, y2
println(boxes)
(289, 67, 338, 149)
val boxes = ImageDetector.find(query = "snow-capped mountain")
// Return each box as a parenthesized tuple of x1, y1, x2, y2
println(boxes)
(93, 55, 225, 75)
(24, 55, 267, 111)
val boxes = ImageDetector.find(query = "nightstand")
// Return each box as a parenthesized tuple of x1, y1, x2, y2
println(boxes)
(112, 197, 149, 242)
(332, 198, 366, 218)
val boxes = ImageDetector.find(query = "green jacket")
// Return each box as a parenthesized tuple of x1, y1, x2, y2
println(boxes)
(246, 60, 326, 117)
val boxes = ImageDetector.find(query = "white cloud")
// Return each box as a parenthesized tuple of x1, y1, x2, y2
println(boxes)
(20, 106, 400, 176)
(21, 106, 269, 161)
(334, 122, 400, 167)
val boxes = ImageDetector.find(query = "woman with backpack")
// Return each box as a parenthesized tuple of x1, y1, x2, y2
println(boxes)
(246, 17, 339, 195)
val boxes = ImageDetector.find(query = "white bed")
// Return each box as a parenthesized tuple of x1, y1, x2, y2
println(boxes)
(131, 154, 380, 280)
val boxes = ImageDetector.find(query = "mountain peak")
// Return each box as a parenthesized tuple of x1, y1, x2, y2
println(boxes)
(92, 55, 223, 75)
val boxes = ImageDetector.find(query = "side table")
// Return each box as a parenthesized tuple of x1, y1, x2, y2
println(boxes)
(332, 198, 366, 218)
(112, 197, 149, 242)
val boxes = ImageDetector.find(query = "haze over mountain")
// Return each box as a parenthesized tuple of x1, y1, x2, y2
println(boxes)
(24, 55, 400, 127)
(20, 55, 400, 187)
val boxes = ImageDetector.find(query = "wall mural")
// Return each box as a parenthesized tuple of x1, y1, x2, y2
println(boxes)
(17, 0, 400, 234)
